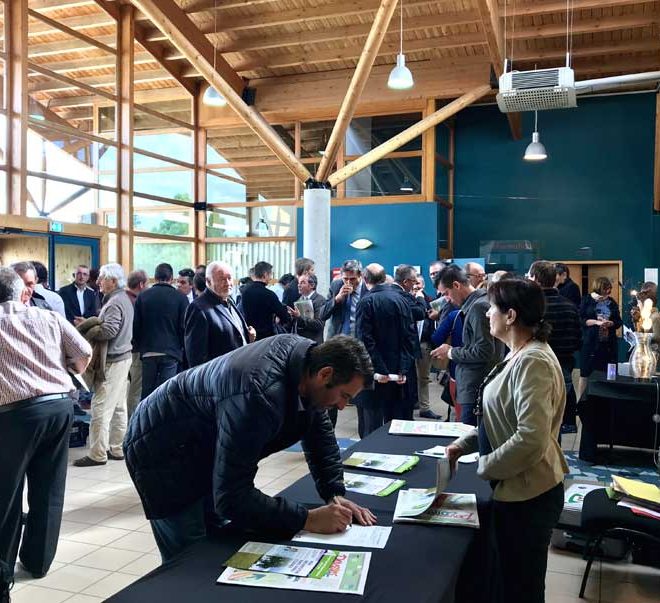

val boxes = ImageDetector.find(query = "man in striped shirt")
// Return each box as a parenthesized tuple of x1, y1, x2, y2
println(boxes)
(0, 267, 92, 600)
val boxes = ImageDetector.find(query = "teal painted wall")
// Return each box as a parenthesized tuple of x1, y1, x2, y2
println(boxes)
(449, 93, 659, 286)
(296, 202, 438, 280)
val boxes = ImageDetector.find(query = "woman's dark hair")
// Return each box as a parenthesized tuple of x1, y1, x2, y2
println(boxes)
(488, 278, 552, 343)
(279, 273, 295, 286)
(306, 335, 374, 388)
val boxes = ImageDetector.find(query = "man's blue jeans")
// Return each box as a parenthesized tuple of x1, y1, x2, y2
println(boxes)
(150, 498, 206, 562)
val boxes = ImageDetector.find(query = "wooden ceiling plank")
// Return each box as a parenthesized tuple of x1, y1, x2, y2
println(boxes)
(475, 0, 521, 139)
(509, 0, 649, 17)
(94, 0, 196, 95)
(129, 0, 311, 183)
(328, 84, 492, 187)
(316, 0, 399, 181)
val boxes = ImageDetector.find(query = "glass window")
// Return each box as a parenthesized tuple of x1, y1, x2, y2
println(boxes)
(133, 236, 193, 275)
(26, 175, 114, 224)
(133, 152, 193, 201)
(345, 156, 421, 197)
(206, 240, 295, 281)
(206, 207, 249, 238)
(133, 199, 194, 236)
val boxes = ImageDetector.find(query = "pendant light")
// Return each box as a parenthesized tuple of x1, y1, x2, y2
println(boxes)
(399, 176, 413, 192)
(387, 0, 414, 90)
(203, 0, 227, 107)
(523, 110, 547, 161)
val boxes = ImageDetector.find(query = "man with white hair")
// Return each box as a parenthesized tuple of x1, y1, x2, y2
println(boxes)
(0, 267, 91, 596)
(74, 263, 135, 467)
(184, 261, 255, 367)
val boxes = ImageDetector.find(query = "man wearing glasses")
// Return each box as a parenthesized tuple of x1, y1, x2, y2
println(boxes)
(464, 262, 486, 289)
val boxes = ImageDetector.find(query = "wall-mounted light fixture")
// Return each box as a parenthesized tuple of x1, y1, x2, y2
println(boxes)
(350, 238, 374, 250)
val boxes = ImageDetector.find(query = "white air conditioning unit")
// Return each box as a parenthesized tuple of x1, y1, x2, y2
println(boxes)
(496, 67, 577, 113)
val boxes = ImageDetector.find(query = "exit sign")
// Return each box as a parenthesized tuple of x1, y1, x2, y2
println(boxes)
(49, 221, 63, 233)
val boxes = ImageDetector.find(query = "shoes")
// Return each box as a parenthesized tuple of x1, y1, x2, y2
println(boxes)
(107, 451, 125, 461)
(73, 456, 106, 467)
(560, 424, 578, 434)
(419, 410, 443, 420)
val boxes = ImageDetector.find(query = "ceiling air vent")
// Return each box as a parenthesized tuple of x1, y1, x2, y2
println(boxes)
(496, 67, 577, 113)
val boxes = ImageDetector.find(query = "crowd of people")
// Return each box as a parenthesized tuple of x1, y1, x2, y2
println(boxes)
(2, 253, 655, 603)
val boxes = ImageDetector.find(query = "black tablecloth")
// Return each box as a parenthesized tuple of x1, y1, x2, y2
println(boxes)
(107, 423, 493, 603)
(578, 372, 660, 461)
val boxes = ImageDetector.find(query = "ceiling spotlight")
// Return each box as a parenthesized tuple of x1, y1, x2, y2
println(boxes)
(350, 238, 374, 250)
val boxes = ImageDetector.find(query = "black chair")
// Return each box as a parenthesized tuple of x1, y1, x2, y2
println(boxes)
(579, 489, 660, 598)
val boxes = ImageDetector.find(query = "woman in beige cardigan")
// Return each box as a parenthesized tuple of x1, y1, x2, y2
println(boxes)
(447, 278, 568, 603)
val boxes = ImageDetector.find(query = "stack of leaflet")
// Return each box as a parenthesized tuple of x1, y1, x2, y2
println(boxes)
(218, 542, 371, 595)
(611, 475, 660, 521)
(343, 452, 419, 473)
(560, 482, 604, 526)
(389, 420, 474, 438)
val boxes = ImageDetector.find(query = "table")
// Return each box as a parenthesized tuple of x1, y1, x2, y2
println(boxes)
(578, 372, 660, 462)
(107, 423, 493, 603)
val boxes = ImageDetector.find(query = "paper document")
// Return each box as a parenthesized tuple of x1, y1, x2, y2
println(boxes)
(218, 550, 371, 596)
(416, 445, 479, 464)
(294, 299, 314, 320)
(617, 500, 660, 521)
(343, 452, 419, 474)
(344, 472, 406, 497)
(611, 475, 660, 506)
(389, 420, 474, 438)
(373, 373, 406, 383)
(293, 525, 392, 549)
(393, 491, 480, 528)
(563, 484, 604, 512)
(224, 542, 331, 578)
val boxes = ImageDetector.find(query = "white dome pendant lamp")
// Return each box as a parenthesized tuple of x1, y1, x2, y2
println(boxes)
(387, 0, 414, 90)
(203, 0, 227, 107)
(523, 110, 548, 161)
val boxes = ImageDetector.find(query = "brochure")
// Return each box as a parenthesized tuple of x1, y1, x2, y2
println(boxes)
(224, 542, 332, 578)
(393, 490, 480, 529)
(293, 525, 392, 549)
(218, 550, 371, 596)
(343, 452, 419, 474)
(389, 419, 474, 438)
(416, 445, 479, 464)
(343, 472, 406, 496)
(294, 299, 314, 320)
(564, 483, 604, 512)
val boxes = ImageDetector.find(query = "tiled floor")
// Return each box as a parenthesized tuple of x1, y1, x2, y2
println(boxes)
(11, 378, 660, 602)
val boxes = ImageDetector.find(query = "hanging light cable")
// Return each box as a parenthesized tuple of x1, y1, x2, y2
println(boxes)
(523, 110, 547, 161)
(387, 0, 414, 90)
(203, 0, 227, 107)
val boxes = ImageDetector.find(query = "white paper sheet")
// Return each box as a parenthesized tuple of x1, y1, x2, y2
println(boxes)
(389, 420, 474, 438)
(292, 525, 392, 549)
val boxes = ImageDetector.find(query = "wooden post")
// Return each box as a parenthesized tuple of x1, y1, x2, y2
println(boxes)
(193, 87, 207, 266)
(315, 0, 399, 182)
(447, 122, 455, 256)
(6, 0, 28, 216)
(294, 121, 302, 202)
(328, 85, 491, 188)
(422, 98, 436, 201)
(129, 0, 312, 184)
(655, 93, 660, 212)
(117, 3, 134, 272)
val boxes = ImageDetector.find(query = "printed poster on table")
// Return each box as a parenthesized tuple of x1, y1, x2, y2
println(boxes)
(224, 542, 331, 578)
(218, 549, 371, 596)
(389, 419, 474, 438)
(343, 452, 419, 474)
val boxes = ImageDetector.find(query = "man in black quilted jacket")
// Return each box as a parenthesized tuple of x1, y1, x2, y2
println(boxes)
(124, 334, 376, 561)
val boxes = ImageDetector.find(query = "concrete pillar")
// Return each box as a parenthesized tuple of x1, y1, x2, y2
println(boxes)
(303, 187, 331, 295)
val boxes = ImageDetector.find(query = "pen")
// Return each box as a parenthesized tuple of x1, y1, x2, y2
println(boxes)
(333, 496, 352, 530)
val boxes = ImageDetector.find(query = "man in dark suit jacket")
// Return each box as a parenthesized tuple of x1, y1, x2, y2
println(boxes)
(282, 257, 315, 307)
(555, 263, 581, 307)
(133, 263, 189, 399)
(184, 262, 255, 367)
(288, 273, 325, 344)
(240, 261, 290, 340)
(356, 263, 415, 436)
(58, 264, 100, 323)
(320, 259, 367, 338)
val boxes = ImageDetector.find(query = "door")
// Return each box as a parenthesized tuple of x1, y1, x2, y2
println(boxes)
(50, 234, 100, 291)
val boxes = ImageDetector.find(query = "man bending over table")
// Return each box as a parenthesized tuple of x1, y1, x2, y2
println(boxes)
(124, 334, 377, 561)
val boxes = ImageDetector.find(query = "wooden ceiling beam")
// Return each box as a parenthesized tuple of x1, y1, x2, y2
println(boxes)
(328, 84, 492, 187)
(509, 0, 651, 17)
(94, 0, 196, 95)
(316, 0, 399, 181)
(28, 35, 116, 57)
(511, 12, 659, 40)
(228, 32, 486, 74)
(189, 9, 481, 51)
(183, 0, 284, 14)
(28, 51, 158, 76)
(195, 0, 449, 31)
(29, 0, 94, 10)
(475, 0, 521, 139)
(515, 39, 660, 62)
(48, 86, 190, 108)
(129, 0, 311, 183)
